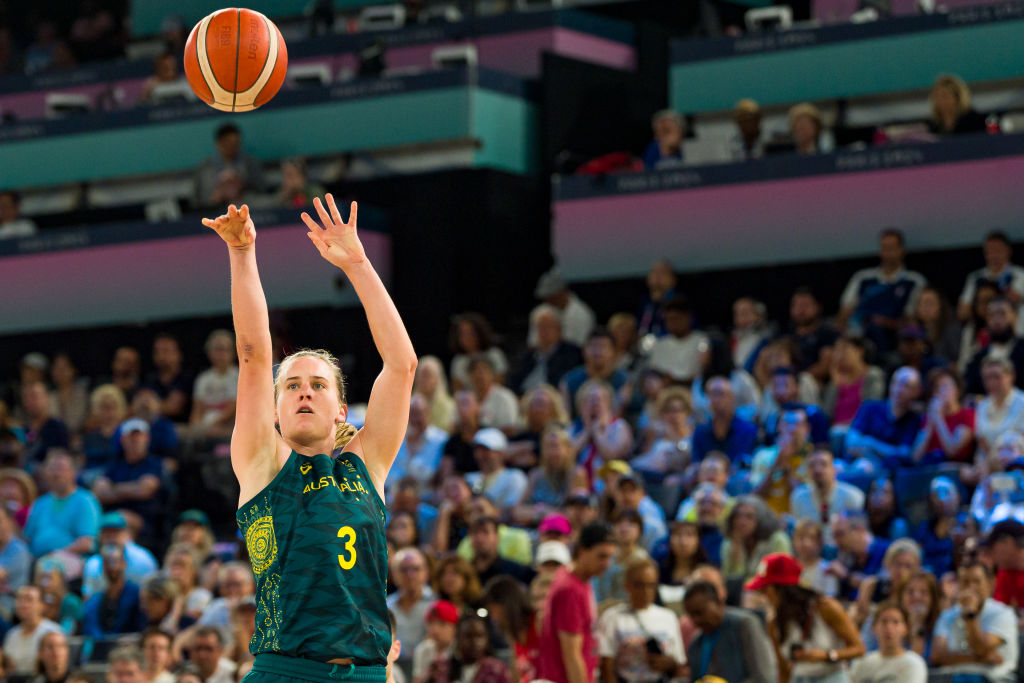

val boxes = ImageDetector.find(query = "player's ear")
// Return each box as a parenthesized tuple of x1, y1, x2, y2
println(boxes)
(337, 404, 348, 424)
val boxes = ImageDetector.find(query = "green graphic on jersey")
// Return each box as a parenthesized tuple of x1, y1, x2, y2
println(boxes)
(236, 451, 390, 665)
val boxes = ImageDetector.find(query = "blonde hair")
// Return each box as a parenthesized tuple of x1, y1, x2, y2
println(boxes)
(655, 385, 693, 416)
(788, 102, 822, 134)
(275, 349, 357, 451)
(89, 384, 127, 419)
(414, 356, 452, 400)
(539, 424, 574, 475)
(520, 384, 569, 427)
(574, 379, 614, 417)
(930, 74, 971, 123)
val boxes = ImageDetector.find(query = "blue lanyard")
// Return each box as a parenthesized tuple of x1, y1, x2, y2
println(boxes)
(696, 630, 721, 679)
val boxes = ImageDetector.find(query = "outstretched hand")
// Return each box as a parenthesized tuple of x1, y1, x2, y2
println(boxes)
(301, 194, 366, 270)
(202, 204, 255, 249)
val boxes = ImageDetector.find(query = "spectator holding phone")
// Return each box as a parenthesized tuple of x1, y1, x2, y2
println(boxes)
(598, 557, 685, 682)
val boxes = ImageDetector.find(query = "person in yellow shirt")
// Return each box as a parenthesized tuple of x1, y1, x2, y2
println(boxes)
(749, 408, 813, 515)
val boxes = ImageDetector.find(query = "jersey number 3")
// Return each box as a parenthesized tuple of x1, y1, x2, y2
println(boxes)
(337, 526, 357, 570)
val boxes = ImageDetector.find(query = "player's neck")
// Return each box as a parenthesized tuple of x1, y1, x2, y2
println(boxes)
(291, 437, 336, 458)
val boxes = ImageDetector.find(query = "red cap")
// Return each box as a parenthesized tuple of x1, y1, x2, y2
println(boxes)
(743, 553, 803, 592)
(426, 600, 459, 625)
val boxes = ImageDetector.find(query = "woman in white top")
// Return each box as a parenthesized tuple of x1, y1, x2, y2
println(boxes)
(850, 602, 927, 683)
(746, 553, 864, 683)
(975, 357, 1024, 458)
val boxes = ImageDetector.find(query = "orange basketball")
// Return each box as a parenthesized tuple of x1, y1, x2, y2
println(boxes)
(183, 8, 288, 113)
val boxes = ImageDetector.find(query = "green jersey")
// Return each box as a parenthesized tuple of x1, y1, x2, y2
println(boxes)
(236, 450, 389, 665)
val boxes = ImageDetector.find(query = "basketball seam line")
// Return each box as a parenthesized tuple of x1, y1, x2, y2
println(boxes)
(232, 9, 241, 113)
(202, 16, 232, 95)
(193, 27, 211, 103)
(251, 16, 274, 108)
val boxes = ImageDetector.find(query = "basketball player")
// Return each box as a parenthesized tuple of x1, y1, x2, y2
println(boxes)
(202, 196, 416, 682)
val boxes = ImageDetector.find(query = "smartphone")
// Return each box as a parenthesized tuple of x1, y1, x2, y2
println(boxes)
(646, 637, 663, 655)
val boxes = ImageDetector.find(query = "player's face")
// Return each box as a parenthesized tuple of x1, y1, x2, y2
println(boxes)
(277, 356, 345, 449)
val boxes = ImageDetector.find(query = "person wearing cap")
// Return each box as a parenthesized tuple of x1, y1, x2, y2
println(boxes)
(730, 98, 765, 161)
(465, 428, 527, 511)
(171, 509, 215, 560)
(82, 512, 158, 599)
(535, 540, 571, 577)
(20, 381, 70, 466)
(530, 267, 596, 349)
(538, 513, 572, 544)
(537, 521, 617, 683)
(838, 229, 926, 353)
(82, 542, 146, 639)
(845, 366, 923, 471)
(598, 557, 685, 682)
(91, 418, 163, 550)
(23, 451, 101, 566)
(930, 561, 1018, 682)
(692, 377, 758, 466)
(745, 553, 864, 683)
(411, 600, 458, 682)
(642, 109, 685, 170)
(983, 519, 1024, 610)
(683, 578, 776, 683)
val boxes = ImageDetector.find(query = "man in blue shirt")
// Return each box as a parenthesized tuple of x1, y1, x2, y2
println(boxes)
(82, 543, 145, 639)
(845, 366, 922, 471)
(91, 419, 163, 550)
(23, 452, 100, 564)
(692, 376, 758, 465)
(839, 228, 926, 352)
(831, 511, 890, 601)
(82, 513, 158, 599)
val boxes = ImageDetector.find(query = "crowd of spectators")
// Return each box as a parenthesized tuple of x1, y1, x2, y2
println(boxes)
(2, 224, 1024, 682)
(639, 73, 992, 172)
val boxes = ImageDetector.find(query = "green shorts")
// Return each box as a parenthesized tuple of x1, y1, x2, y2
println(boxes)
(243, 653, 387, 683)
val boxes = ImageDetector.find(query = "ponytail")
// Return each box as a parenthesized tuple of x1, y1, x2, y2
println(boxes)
(335, 422, 358, 451)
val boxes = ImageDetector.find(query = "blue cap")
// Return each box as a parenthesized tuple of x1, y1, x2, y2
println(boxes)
(100, 512, 127, 530)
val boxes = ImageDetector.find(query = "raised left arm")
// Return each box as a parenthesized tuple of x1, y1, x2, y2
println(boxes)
(301, 196, 417, 491)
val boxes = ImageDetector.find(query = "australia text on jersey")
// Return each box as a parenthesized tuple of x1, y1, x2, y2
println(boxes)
(302, 474, 369, 496)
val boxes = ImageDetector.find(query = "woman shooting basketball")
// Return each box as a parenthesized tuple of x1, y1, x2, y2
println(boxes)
(203, 196, 416, 682)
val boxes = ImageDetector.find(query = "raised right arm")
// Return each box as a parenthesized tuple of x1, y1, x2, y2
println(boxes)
(203, 205, 281, 496)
